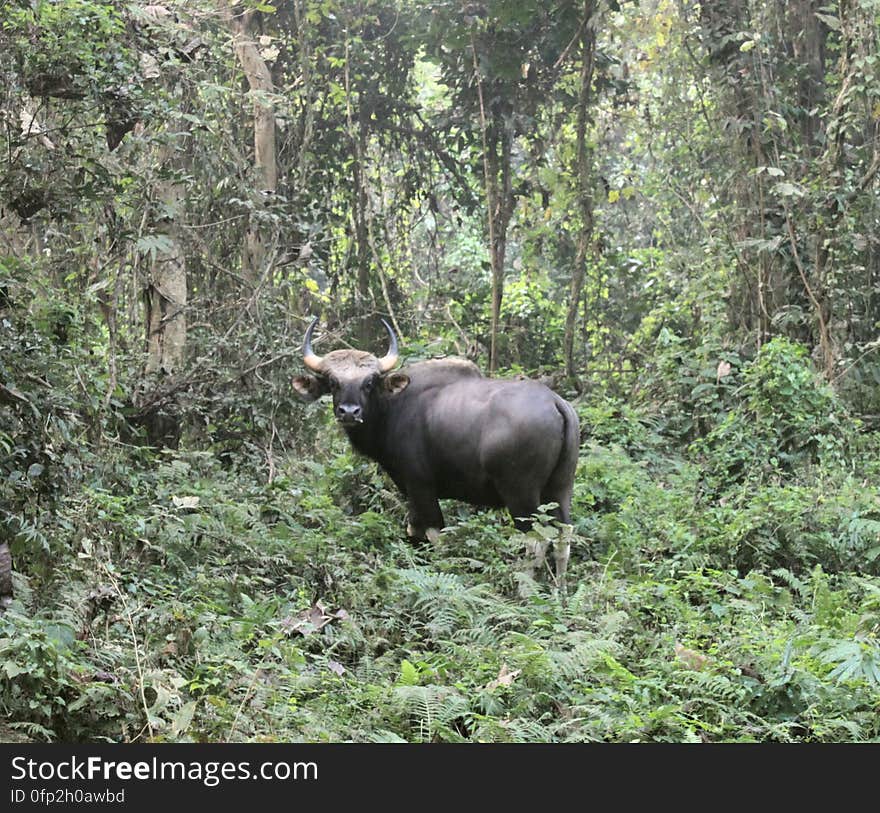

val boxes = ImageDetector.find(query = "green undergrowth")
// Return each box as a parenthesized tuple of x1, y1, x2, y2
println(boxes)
(3, 409, 880, 743)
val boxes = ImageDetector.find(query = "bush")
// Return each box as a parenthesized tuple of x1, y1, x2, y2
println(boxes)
(692, 337, 848, 488)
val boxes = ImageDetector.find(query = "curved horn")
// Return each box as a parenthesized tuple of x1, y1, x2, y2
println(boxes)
(377, 319, 399, 372)
(302, 317, 324, 372)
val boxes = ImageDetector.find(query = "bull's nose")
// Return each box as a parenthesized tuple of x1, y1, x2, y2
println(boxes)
(336, 404, 363, 424)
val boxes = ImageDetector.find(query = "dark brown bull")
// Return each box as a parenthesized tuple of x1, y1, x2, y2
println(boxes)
(292, 319, 579, 585)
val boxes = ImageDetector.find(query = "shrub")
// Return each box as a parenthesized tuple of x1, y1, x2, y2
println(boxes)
(693, 337, 848, 488)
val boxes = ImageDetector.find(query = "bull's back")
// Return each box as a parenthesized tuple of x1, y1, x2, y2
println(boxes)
(413, 378, 574, 500)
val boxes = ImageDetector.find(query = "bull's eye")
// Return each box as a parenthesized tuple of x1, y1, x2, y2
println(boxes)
(363, 376, 376, 393)
(328, 377, 339, 392)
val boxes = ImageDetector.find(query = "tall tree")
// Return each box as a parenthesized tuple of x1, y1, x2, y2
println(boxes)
(563, 0, 597, 382)
(420, 0, 581, 372)
(470, 38, 516, 373)
(226, 5, 278, 281)
(143, 143, 188, 383)
(693, 0, 879, 378)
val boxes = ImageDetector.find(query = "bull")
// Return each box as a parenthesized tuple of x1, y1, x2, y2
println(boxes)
(292, 319, 579, 586)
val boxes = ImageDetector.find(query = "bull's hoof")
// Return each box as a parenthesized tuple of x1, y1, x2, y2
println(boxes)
(407, 524, 441, 540)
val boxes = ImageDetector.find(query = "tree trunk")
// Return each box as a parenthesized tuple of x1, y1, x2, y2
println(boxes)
(471, 37, 519, 374)
(788, 0, 827, 154)
(138, 140, 188, 447)
(486, 120, 514, 374)
(564, 1, 596, 382)
(144, 230, 187, 378)
(0, 540, 12, 611)
(353, 116, 372, 346)
(228, 7, 277, 281)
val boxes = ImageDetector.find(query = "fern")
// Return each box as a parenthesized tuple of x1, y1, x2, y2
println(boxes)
(815, 639, 880, 687)
(472, 715, 554, 743)
(365, 729, 409, 743)
(8, 720, 56, 742)
(677, 670, 749, 706)
(389, 567, 495, 637)
(550, 638, 623, 683)
(563, 582, 593, 618)
(393, 685, 469, 742)
(771, 567, 809, 597)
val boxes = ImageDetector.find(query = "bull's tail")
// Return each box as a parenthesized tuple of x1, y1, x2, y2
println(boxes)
(542, 397, 579, 592)
(545, 397, 580, 523)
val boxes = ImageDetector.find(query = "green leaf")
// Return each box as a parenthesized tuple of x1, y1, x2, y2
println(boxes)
(3, 661, 26, 679)
(171, 701, 197, 736)
(135, 234, 175, 259)
(399, 659, 420, 686)
(815, 13, 840, 31)
(775, 182, 806, 198)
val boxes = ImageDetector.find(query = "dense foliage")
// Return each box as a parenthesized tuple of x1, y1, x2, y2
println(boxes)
(1, 0, 879, 742)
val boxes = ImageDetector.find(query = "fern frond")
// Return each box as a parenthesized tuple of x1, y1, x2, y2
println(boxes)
(8, 721, 56, 741)
(550, 638, 623, 682)
(677, 670, 749, 706)
(393, 684, 469, 742)
(771, 568, 808, 596)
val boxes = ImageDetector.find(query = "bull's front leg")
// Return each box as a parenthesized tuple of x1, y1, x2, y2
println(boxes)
(405, 486, 444, 545)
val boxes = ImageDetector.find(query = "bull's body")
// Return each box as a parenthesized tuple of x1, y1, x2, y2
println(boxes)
(292, 321, 579, 584)
(343, 359, 579, 542)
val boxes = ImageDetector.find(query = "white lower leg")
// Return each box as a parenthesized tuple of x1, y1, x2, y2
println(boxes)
(554, 526, 572, 591)
(525, 536, 550, 578)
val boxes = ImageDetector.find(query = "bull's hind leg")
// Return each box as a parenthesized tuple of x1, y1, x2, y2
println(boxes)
(498, 476, 573, 593)
(493, 480, 551, 581)
(551, 525, 571, 593)
(541, 487, 573, 592)
(495, 482, 541, 534)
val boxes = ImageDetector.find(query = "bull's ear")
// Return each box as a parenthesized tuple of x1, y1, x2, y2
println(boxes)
(383, 372, 410, 395)
(292, 375, 329, 402)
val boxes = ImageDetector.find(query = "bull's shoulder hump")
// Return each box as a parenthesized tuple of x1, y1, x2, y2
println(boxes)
(403, 358, 484, 383)
(406, 358, 482, 374)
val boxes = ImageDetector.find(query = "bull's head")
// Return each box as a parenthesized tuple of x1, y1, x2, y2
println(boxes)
(292, 318, 410, 426)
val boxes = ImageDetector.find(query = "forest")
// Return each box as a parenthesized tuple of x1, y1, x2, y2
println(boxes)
(1, 0, 879, 744)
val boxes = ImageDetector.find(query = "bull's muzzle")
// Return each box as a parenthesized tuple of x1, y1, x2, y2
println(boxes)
(335, 403, 364, 426)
